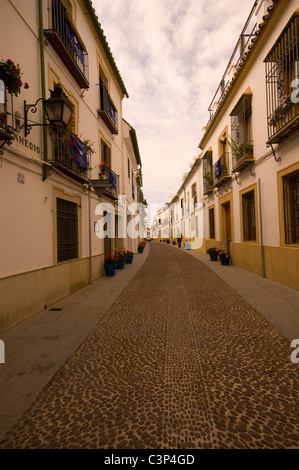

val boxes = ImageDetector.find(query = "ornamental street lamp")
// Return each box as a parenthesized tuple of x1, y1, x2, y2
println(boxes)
(24, 83, 73, 137)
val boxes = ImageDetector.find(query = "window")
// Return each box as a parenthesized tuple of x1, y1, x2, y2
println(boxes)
(264, 13, 299, 143)
(242, 190, 256, 242)
(44, 0, 89, 88)
(202, 150, 214, 194)
(283, 170, 299, 245)
(209, 207, 215, 239)
(98, 67, 118, 134)
(230, 94, 254, 170)
(57, 198, 78, 263)
(191, 183, 197, 206)
(101, 139, 111, 167)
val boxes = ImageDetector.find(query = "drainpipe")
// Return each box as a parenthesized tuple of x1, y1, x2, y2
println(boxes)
(38, 0, 48, 181)
(258, 178, 265, 278)
(88, 185, 92, 284)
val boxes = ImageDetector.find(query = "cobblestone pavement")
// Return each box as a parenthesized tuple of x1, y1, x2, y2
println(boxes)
(0, 243, 298, 449)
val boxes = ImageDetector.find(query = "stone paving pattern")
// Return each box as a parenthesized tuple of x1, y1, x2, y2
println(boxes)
(0, 243, 298, 449)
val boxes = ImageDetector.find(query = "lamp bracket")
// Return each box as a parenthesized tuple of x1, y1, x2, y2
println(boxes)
(24, 98, 44, 137)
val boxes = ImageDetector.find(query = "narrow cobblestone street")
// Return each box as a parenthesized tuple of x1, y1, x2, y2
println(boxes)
(0, 242, 298, 449)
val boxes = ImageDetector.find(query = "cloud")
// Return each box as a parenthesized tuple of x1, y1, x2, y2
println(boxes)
(92, 0, 255, 205)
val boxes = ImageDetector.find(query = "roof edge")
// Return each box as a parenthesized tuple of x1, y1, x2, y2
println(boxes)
(83, 0, 129, 98)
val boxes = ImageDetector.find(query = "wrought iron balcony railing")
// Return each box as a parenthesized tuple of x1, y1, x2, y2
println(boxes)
(97, 83, 118, 134)
(49, 127, 89, 183)
(99, 163, 119, 200)
(231, 140, 254, 171)
(265, 13, 299, 144)
(212, 153, 231, 187)
(44, 0, 89, 89)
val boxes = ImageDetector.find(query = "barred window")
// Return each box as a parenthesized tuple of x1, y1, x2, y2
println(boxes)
(242, 190, 256, 242)
(57, 198, 78, 263)
(209, 208, 215, 239)
(264, 14, 299, 143)
(283, 170, 299, 245)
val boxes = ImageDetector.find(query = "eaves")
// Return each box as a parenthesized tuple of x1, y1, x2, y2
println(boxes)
(198, 0, 285, 150)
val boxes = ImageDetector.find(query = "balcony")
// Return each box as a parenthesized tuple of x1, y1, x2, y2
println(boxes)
(97, 83, 118, 134)
(48, 127, 89, 183)
(231, 140, 254, 171)
(202, 150, 214, 194)
(44, 0, 89, 89)
(265, 13, 299, 144)
(212, 153, 231, 188)
(97, 163, 119, 200)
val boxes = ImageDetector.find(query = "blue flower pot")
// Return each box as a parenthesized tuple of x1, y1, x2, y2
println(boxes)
(209, 252, 218, 261)
(220, 256, 230, 265)
(138, 247, 144, 253)
(126, 254, 134, 264)
(117, 259, 125, 269)
(105, 264, 116, 276)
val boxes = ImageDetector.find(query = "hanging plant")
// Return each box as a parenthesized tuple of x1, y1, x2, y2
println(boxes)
(0, 59, 29, 97)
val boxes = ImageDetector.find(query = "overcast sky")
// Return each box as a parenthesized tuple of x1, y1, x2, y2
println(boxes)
(92, 0, 255, 207)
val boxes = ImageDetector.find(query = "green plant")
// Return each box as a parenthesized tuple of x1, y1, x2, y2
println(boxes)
(269, 94, 292, 126)
(0, 59, 29, 96)
(206, 247, 217, 254)
(203, 172, 214, 185)
(227, 136, 253, 158)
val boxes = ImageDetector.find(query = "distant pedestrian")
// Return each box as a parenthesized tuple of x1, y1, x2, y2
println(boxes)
(177, 234, 183, 248)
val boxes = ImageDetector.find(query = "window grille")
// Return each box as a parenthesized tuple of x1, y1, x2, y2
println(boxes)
(264, 14, 299, 143)
(57, 198, 78, 263)
(230, 94, 254, 170)
(242, 190, 256, 242)
(209, 208, 215, 239)
(283, 170, 299, 245)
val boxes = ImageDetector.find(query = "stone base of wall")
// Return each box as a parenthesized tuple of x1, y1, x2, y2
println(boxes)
(199, 239, 299, 291)
(0, 255, 104, 333)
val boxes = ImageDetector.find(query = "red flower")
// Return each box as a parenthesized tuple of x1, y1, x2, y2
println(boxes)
(24, 82, 29, 89)
(6, 59, 13, 65)
(16, 79, 22, 87)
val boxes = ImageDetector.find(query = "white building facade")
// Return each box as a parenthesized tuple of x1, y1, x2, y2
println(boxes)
(0, 0, 143, 332)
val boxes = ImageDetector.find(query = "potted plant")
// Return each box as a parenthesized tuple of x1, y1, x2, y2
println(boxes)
(138, 240, 146, 253)
(207, 247, 218, 261)
(269, 94, 292, 129)
(228, 136, 253, 157)
(125, 250, 134, 264)
(218, 246, 230, 265)
(203, 172, 214, 186)
(99, 161, 109, 179)
(104, 254, 118, 276)
(0, 59, 29, 96)
(114, 248, 126, 269)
